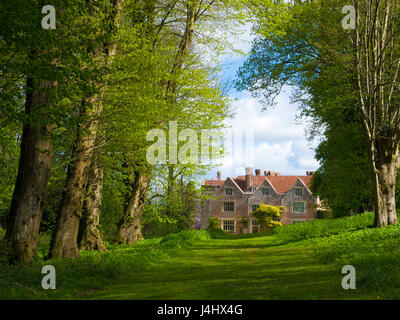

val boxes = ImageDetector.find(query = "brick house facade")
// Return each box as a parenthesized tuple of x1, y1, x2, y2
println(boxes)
(196, 167, 318, 233)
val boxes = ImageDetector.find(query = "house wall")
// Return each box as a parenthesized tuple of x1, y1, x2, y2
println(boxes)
(207, 180, 250, 233)
(280, 180, 316, 225)
(196, 178, 317, 233)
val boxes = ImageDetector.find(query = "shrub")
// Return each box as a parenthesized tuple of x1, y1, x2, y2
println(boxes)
(207, 217, 220, 230)
(237, 217, 248, 233)
(313, 223, 400, 298)
(274, 212, 374, 242)
(0, 238, 12, 264)
(252, 204, 284, 231)
(160, 230, 210, 249)
(316, 209, 332, 219)
(208, 227, 226, 238)
(194, 217, 201, 230)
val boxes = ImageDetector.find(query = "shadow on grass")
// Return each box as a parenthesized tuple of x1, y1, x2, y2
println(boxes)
(84, 239, 366, 300)
(209, 230, 274, 240)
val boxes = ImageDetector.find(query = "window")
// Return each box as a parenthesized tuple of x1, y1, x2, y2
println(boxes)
(252, 204, 259, 212)
(292, 220, 305, 224)
(252, 220, 258, 226)
(223, 201, 235, 212)
(295, 188, 303, 196)
(273, 216, 281, 222)
(293, 202, 305, 213)
(262, 188, 270, 196)
(223, 220, 235, 231)
(225, 188, 233, 196)
(251, 187, 257, 192)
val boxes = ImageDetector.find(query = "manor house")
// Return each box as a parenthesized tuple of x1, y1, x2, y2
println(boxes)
(196, 167, 319, 233)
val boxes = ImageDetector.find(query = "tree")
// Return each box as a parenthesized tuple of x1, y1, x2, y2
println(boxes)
(251, 204, 284, 231)
(237, 0, 400, 227)
(79, 136, 107, 252)
(49, 0, 125, 259)
(1, 0, 104, 264)
(113, 0, 234, 243)
(310, 113, 374, 217)
(353, 0, 400, 226)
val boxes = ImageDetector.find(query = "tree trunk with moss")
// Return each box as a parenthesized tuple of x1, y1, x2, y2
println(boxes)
(49, 0, 124, 259)
(115, 165, 151, 244)
(5, 77, 54, 264)
(49, 102, 101, 259)
(79, 151, 106, 251)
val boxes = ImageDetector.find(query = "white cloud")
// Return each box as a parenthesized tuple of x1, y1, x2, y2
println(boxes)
(208, 89, 319, 179)
(201, 21, 319, 180)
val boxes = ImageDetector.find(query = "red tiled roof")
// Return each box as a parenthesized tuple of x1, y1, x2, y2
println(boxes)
(203, 180, 224, 186)
(266, 175, 312, 193)
(203, 174, 313, 193)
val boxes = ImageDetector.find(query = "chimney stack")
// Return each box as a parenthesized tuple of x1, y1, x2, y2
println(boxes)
(217, 171, 221, 180)
(263, 170, 281, 176)
(306, 171, 315, 176)
(255, 169, 261, 176)
(245, 167, 253, 190)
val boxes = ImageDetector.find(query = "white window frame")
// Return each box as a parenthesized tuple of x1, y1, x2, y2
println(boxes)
(292, 201, 305, 213)
(222, 219, 235, 231)
(262, 188, 270, 196)
(225, 188, 233, 196)
(223, 201, 235, 212)
(294, 187, 303, 197)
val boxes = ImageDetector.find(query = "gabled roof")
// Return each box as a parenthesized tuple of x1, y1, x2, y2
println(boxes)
(265, 175, 312, 194)
(203, 174, 313, 194)
(203, 179, 224, 186)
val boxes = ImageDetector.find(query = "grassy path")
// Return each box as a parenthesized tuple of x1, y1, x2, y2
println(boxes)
(81, 234, 375, 300)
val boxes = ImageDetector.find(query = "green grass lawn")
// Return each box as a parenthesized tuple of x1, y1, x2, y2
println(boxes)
(2, 213, 400, 299)
(78, 232, 375, 300)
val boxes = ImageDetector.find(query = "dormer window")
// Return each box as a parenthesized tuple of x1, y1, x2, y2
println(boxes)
(262, 188, 270, 196)
(251, 187, 257, 192)
(295, 187, 303, 196)
(225, 188, 233, 196)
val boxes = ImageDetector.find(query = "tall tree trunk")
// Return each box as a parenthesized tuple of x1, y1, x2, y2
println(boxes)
(115, 165, 151, 244)
(371, 139, 398, 227)
(79, 150, 106, 251)
(354, 0, 400, 227)
(48, 0, 124, 259)
(49, 102, 101, 259)
(5, 77, 54, 264)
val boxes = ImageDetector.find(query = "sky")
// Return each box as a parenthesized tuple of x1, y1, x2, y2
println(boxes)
(205, 24, 320, 180)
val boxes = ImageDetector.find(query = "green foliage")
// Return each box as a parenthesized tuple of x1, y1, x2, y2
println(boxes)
(312, 222, 400, 299)
(235, 0, 376, 217)
(237, 217, 248, 233)
(0, 229, 210, 298)
(207, 228, 226, 238)
(274, 212, 374, 242)
(311, 124, 374, 217)
(207, 217, 220, 230)
(160, 230, 210, 249)
(252, 203, 284, 231)
(315, 210, 332, 220)
(0, 239, 12, 265)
